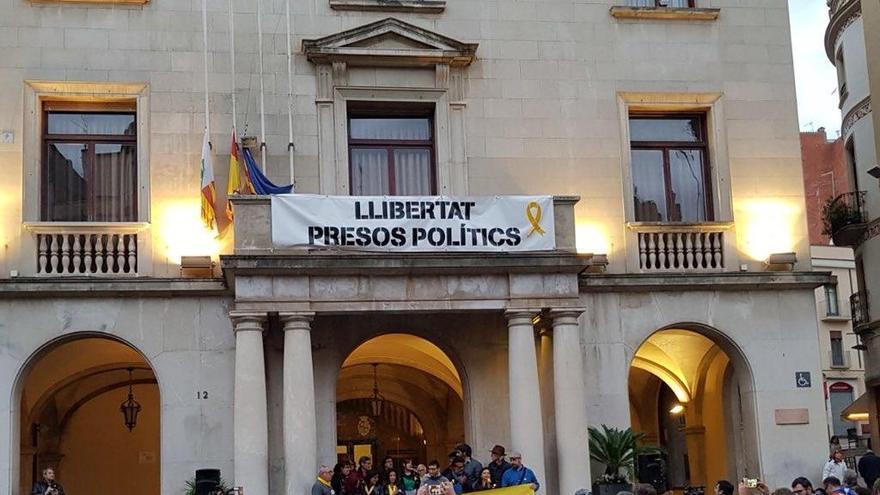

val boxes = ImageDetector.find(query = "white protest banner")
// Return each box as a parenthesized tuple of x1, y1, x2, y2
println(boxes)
(270, 194, 556, 252)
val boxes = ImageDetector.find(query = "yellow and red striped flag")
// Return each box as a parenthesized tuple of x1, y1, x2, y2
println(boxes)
(200, 129, 218, 231)
(225, 130, 254, 222)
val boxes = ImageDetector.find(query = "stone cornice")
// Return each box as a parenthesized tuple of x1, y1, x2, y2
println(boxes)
(825, 0, 861, 62)
(329, 0, 445, 13)
(579, 271, 833, 292)
(842, 96, 871, 137)
(0, 278, 229, 298)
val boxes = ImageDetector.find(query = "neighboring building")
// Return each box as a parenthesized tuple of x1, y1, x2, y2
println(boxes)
(800, 130, 868, 444)
(0, 2, 830, 495)
(825, 0, 880, 450)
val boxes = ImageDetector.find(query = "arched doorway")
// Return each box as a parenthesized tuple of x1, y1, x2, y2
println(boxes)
(15, 335, 160, 495)
(336, 334, 464, 465)
(628, 327, 759, 491)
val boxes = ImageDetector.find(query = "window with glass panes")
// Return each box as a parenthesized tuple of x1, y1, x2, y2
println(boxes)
(825, 284, 840, 317)
(348, 111, 436, 196)
(831, 331, 845, 367)
(41, 103, 137, 222)
(629, 114, 712, 222)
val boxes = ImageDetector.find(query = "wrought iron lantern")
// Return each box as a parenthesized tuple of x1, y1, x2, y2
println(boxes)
(370, 363, 383, 418)
(120, 368, 142, 431)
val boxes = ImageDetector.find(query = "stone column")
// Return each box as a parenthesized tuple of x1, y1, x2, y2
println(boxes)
(505, 310, 546, 487)
(281, 312, 318, 495)
(552, 309, 590, 495)
(232, 312, 269, 495)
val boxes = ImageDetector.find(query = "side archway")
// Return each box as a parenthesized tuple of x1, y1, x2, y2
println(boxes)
(11, 334, 160, 495)
(627, 325, 760, 491)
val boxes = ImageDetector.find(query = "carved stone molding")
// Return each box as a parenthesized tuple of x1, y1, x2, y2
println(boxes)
(842, 96, 871, 137)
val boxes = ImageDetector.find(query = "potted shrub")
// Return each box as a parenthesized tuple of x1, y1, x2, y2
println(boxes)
(822, 194, 866, 246)
(589, 425, 658, 495)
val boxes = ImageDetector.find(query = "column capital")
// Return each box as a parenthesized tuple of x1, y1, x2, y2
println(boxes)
(504, 308, 541, 323)
(230, 311, 268, 332)
(279, 312, 315, 331)
(550, 308, 585, 325)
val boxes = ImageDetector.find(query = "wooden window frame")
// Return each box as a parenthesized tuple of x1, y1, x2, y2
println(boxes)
(347, 110, 437, 196)
(629, 112, 714, 222)
(40, 106, 138, 222)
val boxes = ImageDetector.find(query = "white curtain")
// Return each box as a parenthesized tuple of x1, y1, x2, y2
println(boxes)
(93, 144, 137, 222)
(351, 148, 390, 195)
(394, 149, 432, 195)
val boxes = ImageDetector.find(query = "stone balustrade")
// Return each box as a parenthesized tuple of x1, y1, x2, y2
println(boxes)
(629, 223, 733, 272)
(24, 223, 148, 276)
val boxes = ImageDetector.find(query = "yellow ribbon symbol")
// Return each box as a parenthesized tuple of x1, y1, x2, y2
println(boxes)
(526, 201, 546, 237)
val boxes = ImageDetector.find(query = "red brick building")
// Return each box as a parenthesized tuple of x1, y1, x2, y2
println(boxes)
(801, 128, 849, 245)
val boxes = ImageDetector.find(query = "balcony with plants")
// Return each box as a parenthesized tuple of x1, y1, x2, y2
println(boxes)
(823, 191, 869, 247)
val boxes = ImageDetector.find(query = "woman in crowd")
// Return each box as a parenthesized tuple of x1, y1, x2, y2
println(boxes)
(364, 472, 382, 495)
(384, 470, 401, 495)
(471, 468, 495, 492)
(400, 459, 421, 495)
(333, 463, 352, 495)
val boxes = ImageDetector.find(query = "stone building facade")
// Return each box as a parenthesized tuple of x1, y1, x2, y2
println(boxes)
(824, 0, 880, 450)
(0, 1, 831, 495)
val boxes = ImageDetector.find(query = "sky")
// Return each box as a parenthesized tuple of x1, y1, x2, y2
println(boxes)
(789, 0, 843, 136)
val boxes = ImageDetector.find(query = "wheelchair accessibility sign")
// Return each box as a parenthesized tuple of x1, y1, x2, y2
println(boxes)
(795, 372, 812, 388)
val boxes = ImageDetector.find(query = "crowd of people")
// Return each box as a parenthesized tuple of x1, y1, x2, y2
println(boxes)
(312, 443, 540, 495)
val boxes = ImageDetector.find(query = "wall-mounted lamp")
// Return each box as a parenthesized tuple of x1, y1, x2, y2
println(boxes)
(669, 404, 684, 415)
(764, 252, 797, 272)
(180, 255, 215, 278)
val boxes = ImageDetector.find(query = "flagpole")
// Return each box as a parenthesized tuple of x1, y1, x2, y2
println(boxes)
(202, 0, 211, 142)
(256, 0, 267, 173)
(228, 0, 237, 133)
(285, 0, 296, 191)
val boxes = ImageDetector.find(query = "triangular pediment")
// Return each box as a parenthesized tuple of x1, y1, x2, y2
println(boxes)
(302, 18, 478, 67)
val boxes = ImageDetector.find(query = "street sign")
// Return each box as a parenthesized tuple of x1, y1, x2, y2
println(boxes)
(796, 371, 812, 388)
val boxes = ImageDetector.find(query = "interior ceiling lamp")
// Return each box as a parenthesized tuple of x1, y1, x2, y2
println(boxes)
(120, 367, 142, 432)
(370, 363, 384, 418)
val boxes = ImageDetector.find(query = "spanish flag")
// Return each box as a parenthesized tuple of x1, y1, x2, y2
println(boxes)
(200, 129, 218, 231)
(225, 129, 254, 222)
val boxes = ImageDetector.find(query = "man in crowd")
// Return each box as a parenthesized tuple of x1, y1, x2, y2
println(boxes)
(487, 445, 510, 487)
(443, 457, 467, 494)
(859, 450, 880, 489)
(313, 466, 335, 495)
(500, 452, 539, 492)
(31, 467, 64, 495)
(345, 456, 373, 494)
(716, 480, 735, 495)
(792, 477, 814, 495)
(824, 476, 854, 495)
(456, 443, 483, 492)
(419, 460, 455, 495)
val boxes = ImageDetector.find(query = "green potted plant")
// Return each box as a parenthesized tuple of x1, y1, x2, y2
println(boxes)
(589, 425, 658, 495)
(822, 194, 866, 246)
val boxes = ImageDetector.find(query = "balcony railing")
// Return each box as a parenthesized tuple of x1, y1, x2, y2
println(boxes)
(851, 291, 869, 327)
(824, 191, 868, 247)
(829, 349, 852, 369)
(24, 223, 148, 276)
(630, 223, 731, 272)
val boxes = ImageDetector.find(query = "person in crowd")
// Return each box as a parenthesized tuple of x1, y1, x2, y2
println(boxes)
(456, 443, 483, 492)
(717, 481, 735, 495)
(831, 436, 843, 454)
(419, 460, 455, 495)
(854, 487, 871, 495)
(634, 483, 657, 495)
(333, 462, 352, 495)
(792, 477, 814, 495)
(385, 470, 401, 495)
(346, 457, 373, 495)
(500, 452, 539, 492)
(313, 465, 335, 495)
(31, 467, 64, 495)
(472, 468, 495, 492)
(487, 445, 511, 487)
(364, 472, 382, 495)
(443, 456, 467, 494)
(844, 470, 860, 490)
(383, 457, 397, 478)
(774, 489, 794, 495)
(860, 451, 880, 489)
(825, 451, 848, 483)
(824, 476, 854, 495)
(417, 464, 428, 480)
(400, 459, 421, 495)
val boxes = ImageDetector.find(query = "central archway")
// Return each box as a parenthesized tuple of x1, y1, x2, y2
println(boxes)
(336, 333, 465, 465)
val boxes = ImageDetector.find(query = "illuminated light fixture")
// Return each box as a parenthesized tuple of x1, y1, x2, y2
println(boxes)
(120, 368, 142, 432)
(764, 252, 797, 272)
(370, 363, 384, 418)
(180, 255, 214, 278)
(847, 413, 870, 421)
(669, 404, 685, 415)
